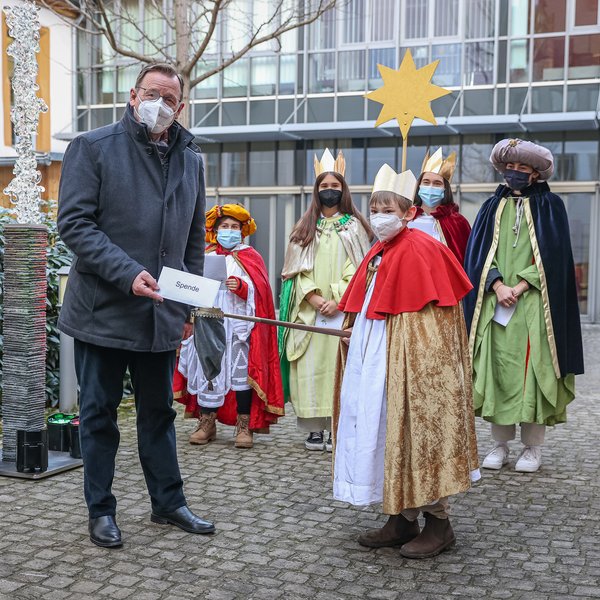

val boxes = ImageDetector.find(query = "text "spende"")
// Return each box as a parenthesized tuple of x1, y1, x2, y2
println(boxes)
(176, 281, 199, 292)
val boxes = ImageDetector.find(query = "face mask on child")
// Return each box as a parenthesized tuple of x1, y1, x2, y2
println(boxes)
(217, 229, 242, 249)
(504, 169, 531, 191)
(370, 213, 405, 243)
(318, 188, 342, 208)
(418, 185, 445, 208)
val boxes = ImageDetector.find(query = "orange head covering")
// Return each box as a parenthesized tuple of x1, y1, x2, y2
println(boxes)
(205, 203, 257, 244)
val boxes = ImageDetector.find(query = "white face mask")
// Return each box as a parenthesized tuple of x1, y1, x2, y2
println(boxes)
(370, 212, 405, 242)
(136, 98, 176, 134)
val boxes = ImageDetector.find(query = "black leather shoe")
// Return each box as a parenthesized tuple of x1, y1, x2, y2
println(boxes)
(151, 506, 215, 534)
(89, 515, 122, 548)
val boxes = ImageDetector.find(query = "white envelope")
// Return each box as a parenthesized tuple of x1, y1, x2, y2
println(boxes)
(203, 254, 228, 287)
(315, 311, 345, 330)
(157, 267, 221, 308)
(492, 302, 517, 327)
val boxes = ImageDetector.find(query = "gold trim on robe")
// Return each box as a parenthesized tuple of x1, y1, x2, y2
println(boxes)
(468, 198, 507, 361)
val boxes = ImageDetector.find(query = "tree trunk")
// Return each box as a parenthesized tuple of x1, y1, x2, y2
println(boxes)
(174, 0, 191, 129)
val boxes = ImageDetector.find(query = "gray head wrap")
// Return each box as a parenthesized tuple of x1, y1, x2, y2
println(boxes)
(490, 138, 554, 180)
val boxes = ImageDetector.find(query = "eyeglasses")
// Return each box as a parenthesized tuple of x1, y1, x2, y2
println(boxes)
(136, 87, 181, 111)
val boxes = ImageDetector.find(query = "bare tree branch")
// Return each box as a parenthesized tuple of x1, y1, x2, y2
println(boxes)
(191, 0, 337, 88)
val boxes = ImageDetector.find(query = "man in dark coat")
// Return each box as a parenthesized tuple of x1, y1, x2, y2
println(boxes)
(58, 63, 215, 548)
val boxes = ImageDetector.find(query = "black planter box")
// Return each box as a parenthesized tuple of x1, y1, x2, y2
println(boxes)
(16, 430, 49, 473)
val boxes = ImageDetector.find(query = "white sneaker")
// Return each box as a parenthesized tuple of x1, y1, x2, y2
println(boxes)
(515, 446, 542, 472)
(482, 443, 510, 470)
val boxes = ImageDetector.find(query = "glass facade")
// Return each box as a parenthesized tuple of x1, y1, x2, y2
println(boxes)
(74, 0, 600, 319)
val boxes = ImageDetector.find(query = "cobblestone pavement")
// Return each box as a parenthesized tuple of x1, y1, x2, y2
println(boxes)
(0, 326, 598, 600)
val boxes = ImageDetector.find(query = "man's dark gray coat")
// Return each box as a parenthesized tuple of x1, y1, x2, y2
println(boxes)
(57, 106, 206, 352)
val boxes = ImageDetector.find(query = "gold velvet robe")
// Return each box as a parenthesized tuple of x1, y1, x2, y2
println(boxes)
(334, 302, 480, 514)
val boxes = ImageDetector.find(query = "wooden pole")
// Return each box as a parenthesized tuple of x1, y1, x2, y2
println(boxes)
(401, 136, 408, 172)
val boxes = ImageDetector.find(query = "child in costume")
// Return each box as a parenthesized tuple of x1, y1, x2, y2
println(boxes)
(409, 148, 471, 264)
(464, 139, 584, 473)
(279, 149, 371, 451)
(174, 204, 284, 448)
(333, 164, 480, 559)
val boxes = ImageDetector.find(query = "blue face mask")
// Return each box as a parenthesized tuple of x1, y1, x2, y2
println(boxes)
(419, 185, 445, 208)
(217, 229, 242, 249)
(504, 169, 531, 191)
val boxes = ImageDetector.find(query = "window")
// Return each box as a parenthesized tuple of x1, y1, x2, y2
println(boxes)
(564, 193, 592, 315)
(368, 48, 395, 88)
(221, 143, 248, 187)
(309, 8, 336, 49)
(464, 41, 495, 85)
(574, 0, 599, 26)
(510, 39, 529, 82)
(342, 0, 366, 44)
(279, 55, 296, 95)
(250, 56, 277, 96)
(223, 59, 248, 98)
(432, 44, 462, 86)
(568, 34, 600, 79)
(534, 0, 566, 32)
(404, 0, 428, 39)
(434, 0, 460, 37)
(531, 85, 563, 112)
(509, 0, 530, 36)
(308, 53, 335, 93)
(195, 61, 219, 100)
(533, 37, 565, 81)
(338, 50, 365, 92)
(249, 142, 276, 186)
(370, 0, 396, 41)
(466, 0, 496, 38)
(461, 134, 496, 183)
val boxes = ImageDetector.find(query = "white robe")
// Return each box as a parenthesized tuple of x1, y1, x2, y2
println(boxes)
(333, 257, 388, 506)
(178, 245, 255, 408)
(408, 213, 443, 242)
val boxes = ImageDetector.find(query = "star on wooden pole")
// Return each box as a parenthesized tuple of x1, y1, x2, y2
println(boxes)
(366, 49, 451, 172)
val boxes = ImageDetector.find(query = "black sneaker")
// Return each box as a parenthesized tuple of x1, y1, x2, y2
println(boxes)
(305, 431, 325, 451)
(325, 432, 332, 452)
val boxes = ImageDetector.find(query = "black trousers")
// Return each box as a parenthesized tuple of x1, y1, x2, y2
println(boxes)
(74, 340, 186, 518)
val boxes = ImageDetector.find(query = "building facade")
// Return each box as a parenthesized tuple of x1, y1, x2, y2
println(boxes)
(8, 0, 600, 319)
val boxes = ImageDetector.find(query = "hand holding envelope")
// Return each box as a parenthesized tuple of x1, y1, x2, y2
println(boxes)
(157, 267, 221, 308)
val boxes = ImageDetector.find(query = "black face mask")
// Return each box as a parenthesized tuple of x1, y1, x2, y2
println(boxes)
(318, 188, 342, 208)
(504, 169, 531, 191)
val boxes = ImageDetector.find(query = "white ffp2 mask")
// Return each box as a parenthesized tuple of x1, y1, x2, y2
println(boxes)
(136, 98, 176, 134)
(369, 213, 405, 242)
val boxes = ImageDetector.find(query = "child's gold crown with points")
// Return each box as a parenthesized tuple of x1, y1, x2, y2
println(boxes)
(372, 164, 417, 200)
(314, 148, 346, 178)
(421, 147, 457, 182)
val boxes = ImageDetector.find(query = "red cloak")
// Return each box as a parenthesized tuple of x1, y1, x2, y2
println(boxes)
(415, 203, 472, 265)
(173, 245, 284, 432)
(338, 227, 473, 319)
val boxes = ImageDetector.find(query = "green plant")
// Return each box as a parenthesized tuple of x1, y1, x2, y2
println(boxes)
(0, 202, 73, 409)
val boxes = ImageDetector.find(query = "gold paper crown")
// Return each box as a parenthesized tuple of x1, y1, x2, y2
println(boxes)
(421, 147, 457, 182)
(313, 148, 346, 178)
(372, 164, 417, 200)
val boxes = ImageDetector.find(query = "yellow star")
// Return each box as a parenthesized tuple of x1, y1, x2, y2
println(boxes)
(366, 50, 451, 139)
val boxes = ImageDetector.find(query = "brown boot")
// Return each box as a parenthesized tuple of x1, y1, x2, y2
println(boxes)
(399, 512, 456, 558)
(234, 414, 253, 449)
(189, 413, 217, 445)
(357, 514, 420, 548)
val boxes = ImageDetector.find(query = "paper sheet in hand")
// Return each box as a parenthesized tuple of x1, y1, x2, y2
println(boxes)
(157, 267, 220, 308)
(203, 254, 228, 288)
(492, 302, 517, 327)
(315, 311, 345, 330)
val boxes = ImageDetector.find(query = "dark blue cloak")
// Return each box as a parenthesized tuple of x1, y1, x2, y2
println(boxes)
(463, 182, 584, 377)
